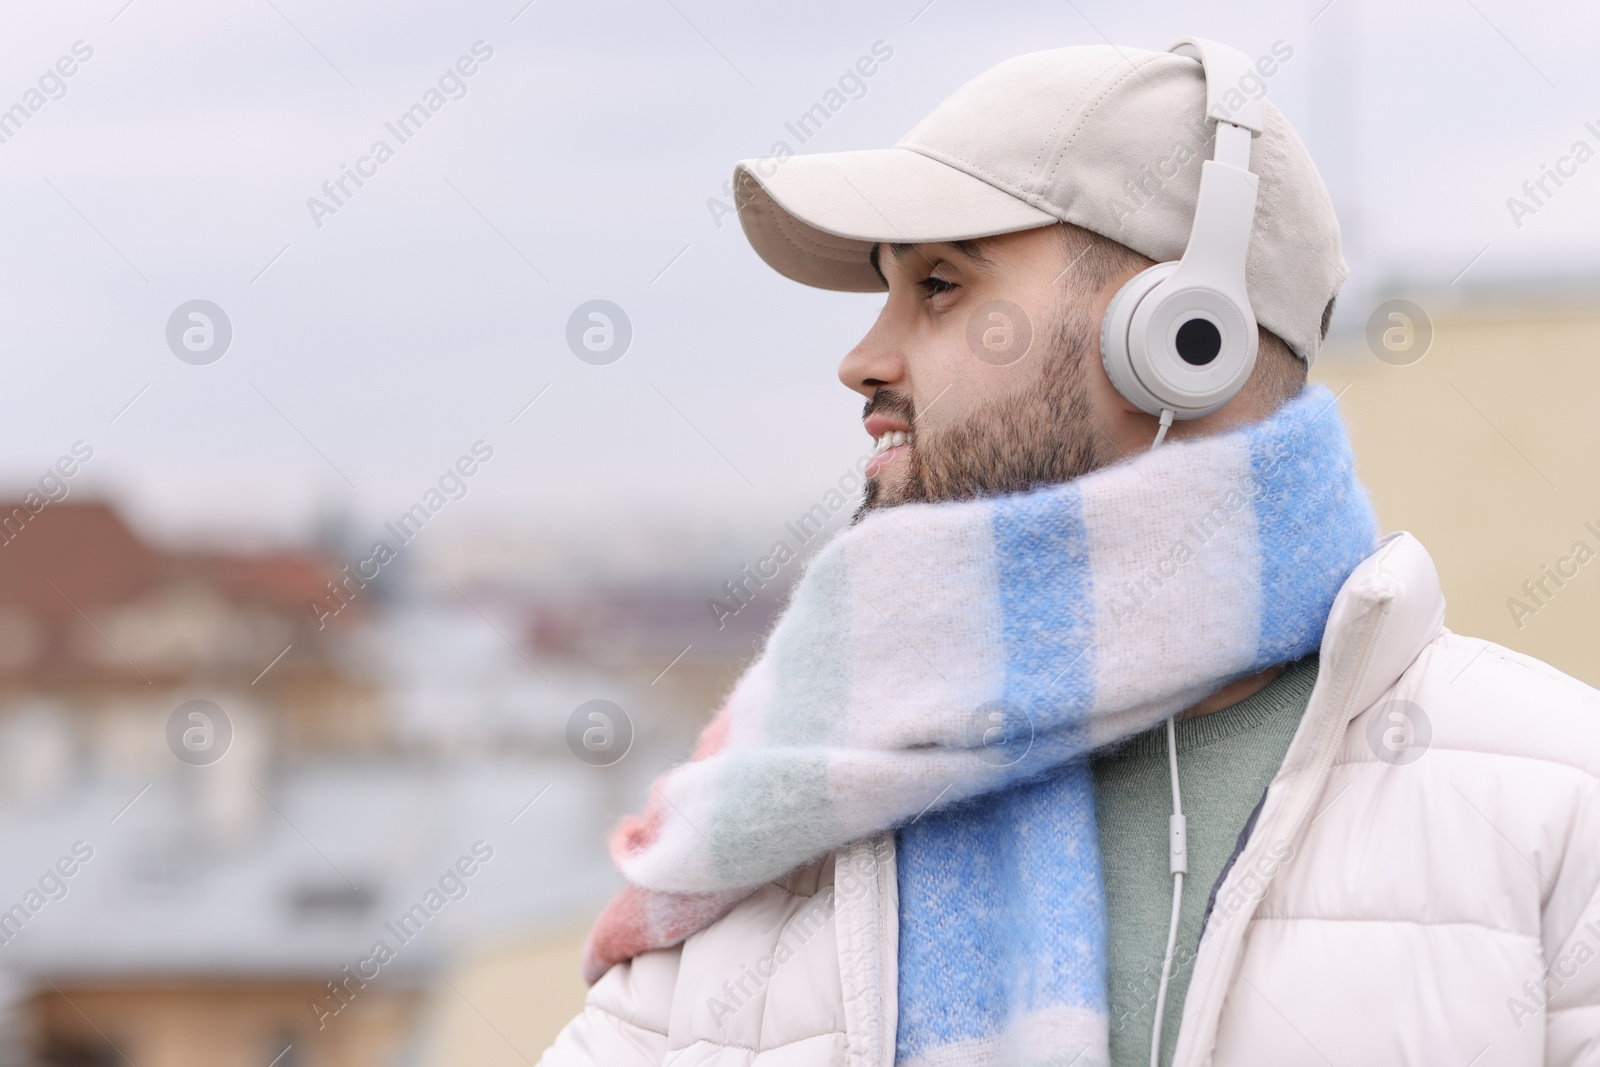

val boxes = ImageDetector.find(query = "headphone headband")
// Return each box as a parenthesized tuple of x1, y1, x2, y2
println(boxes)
(1168, 37, 1264, 135)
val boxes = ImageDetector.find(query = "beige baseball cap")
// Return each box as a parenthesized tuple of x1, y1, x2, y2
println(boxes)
(733, 43, 1345, 363)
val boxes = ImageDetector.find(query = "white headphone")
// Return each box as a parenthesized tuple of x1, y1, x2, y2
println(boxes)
(1099, 37, 1265, 428)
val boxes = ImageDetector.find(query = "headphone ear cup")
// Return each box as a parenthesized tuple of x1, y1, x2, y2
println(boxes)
(1100, 262, 1180, 417)
(1129, 281, 1257, 419)
(1102, 264, 1259, 420)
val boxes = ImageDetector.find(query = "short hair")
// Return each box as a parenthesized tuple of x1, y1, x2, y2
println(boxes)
(1054, 223, 1318, 403)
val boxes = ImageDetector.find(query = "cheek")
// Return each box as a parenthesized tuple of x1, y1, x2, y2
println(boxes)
(932, 356, 1045, 432)
(896, 364, 953, 432)
(909, 327, 1031, 430)
(1081, 347, 1124, 412)
(934, 288, 1065, 412)
(904, 319, 968, 387)
(1080, 339, 1155, 458)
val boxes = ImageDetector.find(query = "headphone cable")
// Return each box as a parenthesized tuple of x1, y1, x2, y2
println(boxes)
(1150, 408, 1176, 450)
(1143, 408, 1186, 1064)
(1149, 713, 1187, 1066)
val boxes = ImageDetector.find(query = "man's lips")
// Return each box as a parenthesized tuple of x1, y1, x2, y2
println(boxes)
(863, 408, 913, 478)
(864, 413, 910, 438)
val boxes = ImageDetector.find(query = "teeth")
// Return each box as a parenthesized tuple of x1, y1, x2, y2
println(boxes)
(874, 431, 912, 454)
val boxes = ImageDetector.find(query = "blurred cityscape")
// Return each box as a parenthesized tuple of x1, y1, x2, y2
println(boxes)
(0, 495, 794, 1067)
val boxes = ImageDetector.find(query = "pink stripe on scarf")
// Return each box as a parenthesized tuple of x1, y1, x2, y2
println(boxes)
(583, 704, 743, 982)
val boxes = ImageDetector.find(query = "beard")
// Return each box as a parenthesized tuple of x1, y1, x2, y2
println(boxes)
(853, 305, 1107, 523)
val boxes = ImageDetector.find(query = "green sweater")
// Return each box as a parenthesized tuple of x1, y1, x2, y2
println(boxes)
(1091, 654, 1319, 1067)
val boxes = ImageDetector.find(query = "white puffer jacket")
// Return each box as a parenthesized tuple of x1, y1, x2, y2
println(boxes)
(539, 533, 1600, 1066)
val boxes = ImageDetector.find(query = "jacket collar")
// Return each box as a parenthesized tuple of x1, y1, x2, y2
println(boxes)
(1319, 531, 1448, 717)
(1172, 531, 1447, 1066)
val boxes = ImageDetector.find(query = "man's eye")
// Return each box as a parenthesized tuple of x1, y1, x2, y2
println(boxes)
(917, 276, 957, 297)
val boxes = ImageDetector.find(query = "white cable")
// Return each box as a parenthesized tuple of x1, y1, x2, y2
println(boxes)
(1149, 715, 1187, 1067)
(1143, 409, 1187, 1062)
(1150, 408, 1176, 449)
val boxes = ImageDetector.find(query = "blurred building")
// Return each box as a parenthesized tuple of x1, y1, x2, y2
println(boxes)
(0, 502, 741, 1067)
(1315, 288, 1600, 690)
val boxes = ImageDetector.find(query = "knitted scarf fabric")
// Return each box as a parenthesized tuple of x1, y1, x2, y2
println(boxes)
(583, 386, 1377, 1065)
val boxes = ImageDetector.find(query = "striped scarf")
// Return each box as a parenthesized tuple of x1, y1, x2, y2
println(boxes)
(583, 386, 1377, 1065)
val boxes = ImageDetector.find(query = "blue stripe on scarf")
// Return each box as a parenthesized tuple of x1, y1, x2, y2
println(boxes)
(895, 487, 1102, 1062)
(993, 488, 1097, 736)
(1247, 391, 1377, 663)
(896, 765, 1106, 1063)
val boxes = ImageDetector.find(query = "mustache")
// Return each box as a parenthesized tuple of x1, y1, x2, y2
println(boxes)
(863, 387, 916, 427)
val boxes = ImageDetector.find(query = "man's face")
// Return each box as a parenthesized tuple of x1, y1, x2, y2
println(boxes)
(840, 226, 1153, 519)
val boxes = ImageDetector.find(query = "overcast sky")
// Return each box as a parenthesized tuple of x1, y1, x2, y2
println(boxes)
(1, 0, 1596, 566)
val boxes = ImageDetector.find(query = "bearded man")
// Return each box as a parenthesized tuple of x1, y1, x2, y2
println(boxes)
(539, 39, 1600, 1067)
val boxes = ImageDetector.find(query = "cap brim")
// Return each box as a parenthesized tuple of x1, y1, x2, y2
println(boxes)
(734, 148, 1059, 292)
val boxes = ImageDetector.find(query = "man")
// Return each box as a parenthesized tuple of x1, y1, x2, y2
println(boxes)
(540, 41, 1600, 1066)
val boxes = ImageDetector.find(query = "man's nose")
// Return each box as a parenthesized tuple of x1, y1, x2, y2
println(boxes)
(838, 313, 906, 398)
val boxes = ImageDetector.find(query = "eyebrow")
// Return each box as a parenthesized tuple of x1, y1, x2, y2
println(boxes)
(867, 239, 992, 286)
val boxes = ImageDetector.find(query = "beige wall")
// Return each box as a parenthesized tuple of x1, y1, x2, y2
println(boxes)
(35, 981, 421, 1067)
(1314, 299, 1600, 687)
(417, 926, 591, 1067)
